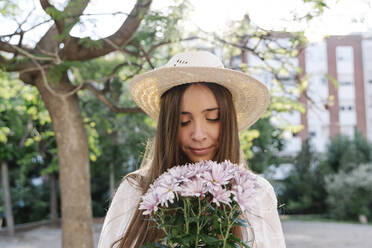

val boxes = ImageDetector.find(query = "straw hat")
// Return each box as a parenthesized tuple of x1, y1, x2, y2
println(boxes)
(130, 51, 270, 131)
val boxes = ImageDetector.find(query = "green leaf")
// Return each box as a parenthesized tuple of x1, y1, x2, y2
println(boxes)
(200, 234, 221, 245)
(188, 216, 199, 223)
(176, 234, 195, 246)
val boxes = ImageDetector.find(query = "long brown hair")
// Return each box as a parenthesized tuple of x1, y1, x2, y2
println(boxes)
(114, 82, 241, 248)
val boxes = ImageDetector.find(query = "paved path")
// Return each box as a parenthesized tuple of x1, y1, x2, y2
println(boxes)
(283, 220, 372, 248)
(0, 220, 371, 247)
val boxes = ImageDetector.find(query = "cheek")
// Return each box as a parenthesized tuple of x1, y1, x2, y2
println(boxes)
(177, 128, 187, 147)
(211, 124, 220, 142)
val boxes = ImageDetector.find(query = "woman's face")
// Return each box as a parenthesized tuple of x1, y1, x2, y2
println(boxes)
(178, 84, 220, 162)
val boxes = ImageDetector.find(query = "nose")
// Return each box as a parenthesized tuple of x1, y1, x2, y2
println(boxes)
(191, 120, 207, 141)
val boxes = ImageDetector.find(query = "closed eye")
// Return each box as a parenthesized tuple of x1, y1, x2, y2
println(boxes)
(206, 117, 219, 122)
(180, 120, 191, 126)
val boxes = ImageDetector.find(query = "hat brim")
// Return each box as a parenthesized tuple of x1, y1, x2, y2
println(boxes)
(130, 66, 270, 131)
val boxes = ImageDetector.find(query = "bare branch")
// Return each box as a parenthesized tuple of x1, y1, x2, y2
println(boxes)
(63, 59, 143, 98)
(7, 43, 83, 97)
(83, 83, 143, 114)
(0, 40, 34, 54)
(137, 45, 155, 69)
(216, 35, 266, 61)
(40, 0, 64, 33)
(81, 11, 129, 17)
(103, 38, 140, 57)
(18, 64, 52, 74)
(38, 0, 90, 53)
(60, 0, 152, 61)
(62, 0, 90, 32)
(123, 36, 199, 66)
(0, 19, 53, 40)
(103, 62, 131, 93)
(6, 44, 55, 62)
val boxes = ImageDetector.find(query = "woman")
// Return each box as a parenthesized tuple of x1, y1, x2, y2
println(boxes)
(98, 51, 286, 248)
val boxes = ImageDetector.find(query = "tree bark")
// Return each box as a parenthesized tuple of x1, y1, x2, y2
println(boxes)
(33, 72, 93, 248)
(50, 172, 58, 226)
(1, 160, 15, 236)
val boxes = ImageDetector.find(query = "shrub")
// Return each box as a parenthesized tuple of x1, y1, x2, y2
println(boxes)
(325, 163, 372, 220)
(324, 131, 372, 173)
(280, 139, 328, 214)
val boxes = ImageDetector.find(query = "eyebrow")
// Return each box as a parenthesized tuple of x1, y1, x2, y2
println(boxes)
(181, 107, 219, 115)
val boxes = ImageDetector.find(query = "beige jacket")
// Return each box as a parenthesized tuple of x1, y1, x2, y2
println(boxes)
(98, 170, 286, 248)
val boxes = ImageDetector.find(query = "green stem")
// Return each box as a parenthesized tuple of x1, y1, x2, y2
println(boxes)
(194, 197, 201, 248)
(221, 205, 238, 248)
(158, 209, 169, 236)
(184, 199, 189, 234)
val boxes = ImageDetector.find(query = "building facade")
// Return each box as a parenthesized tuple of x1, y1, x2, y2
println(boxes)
(298, 34, 372, 153)
(228, 33, 372, 154)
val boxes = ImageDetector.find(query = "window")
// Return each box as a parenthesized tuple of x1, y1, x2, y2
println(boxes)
(339, 81, 352, 86)
(340, 105, 354, 111)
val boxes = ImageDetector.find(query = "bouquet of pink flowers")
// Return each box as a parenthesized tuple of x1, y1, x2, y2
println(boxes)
(139, 160, 257, 248)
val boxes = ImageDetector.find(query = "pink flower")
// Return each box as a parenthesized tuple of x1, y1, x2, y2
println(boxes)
(203, 162, 233, 191)
(232, 169, 255, 186)
(180, 177, 206, 198)
(139, 160, 257, 215)
(232, 187, 255, 211)
(139, 190, 160, 215)
(187, 161, 212, 179)
(167, 166, 191, 184)
(231, 173, 256, 211)
(221, 160, 242, 175)
(156, 174, 180, 207)
(211, 186, 231, 206)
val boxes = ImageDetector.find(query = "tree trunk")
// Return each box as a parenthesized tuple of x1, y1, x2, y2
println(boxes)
(50, 172, 58, 226)
(109, 162, 115, 197)
(1, 160, 15, 236)
(33, 73, 94, 248)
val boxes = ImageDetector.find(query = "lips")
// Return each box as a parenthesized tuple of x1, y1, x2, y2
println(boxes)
(189, 146, 213, 155)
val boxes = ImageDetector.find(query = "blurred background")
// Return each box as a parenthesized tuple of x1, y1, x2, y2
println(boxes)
(1, 0, 372, 247)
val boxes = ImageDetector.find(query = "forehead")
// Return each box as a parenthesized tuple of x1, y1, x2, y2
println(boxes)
(180, 84, 218, 111)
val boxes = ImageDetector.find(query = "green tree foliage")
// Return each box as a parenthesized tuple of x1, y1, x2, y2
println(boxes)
(0, 70, 58, 224)
(281, 131, 372, 219)
(241, 118, 285, 173)
(322, 131, 372, 220)
(280, 139, 328, 214)
(323, 131, 372, 173)
(325, 163, 372, 220)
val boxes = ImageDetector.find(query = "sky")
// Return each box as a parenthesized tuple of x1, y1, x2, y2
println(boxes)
(1, 0, 372, 44)
(77, 0, 372, 42)
(186, 0, 372, 41)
